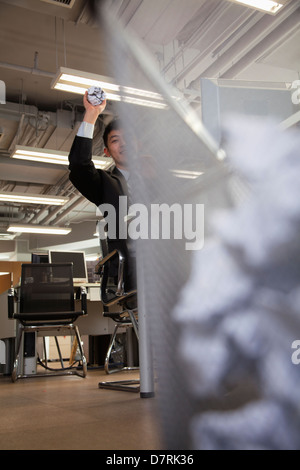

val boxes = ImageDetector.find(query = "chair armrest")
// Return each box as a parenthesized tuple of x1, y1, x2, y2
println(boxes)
(80, 286, 87, 315)
(97, 249, 126, 297)
(7, 288, 15, 319)
(96, 249, 123, 267)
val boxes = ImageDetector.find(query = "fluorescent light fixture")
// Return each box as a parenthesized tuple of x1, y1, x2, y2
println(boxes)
(10, 145, 113, 170)
(0, 272, 10, 276)
(0, 191, 69, 206)
(51, 67, 167, 109)
(171, 169, 203, 179)
(7, 224, 72, 235)
(227, 0, 285, 14)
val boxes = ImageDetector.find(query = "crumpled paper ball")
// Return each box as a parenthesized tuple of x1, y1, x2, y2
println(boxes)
(87, 86, 106, 105)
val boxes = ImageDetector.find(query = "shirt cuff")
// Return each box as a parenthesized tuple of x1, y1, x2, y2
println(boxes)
(77, 121, 94, 139)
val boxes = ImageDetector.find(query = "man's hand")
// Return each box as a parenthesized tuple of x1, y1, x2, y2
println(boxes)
(83, 90, 107, 124)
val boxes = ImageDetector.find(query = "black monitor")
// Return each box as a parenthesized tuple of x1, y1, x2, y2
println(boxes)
(31, 252, 49, 263)
(48, 250, 88, 284)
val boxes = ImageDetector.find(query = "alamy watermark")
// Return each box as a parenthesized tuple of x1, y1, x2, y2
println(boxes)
(291, 340, 300, 364)
(96, 196, 204, 251)
(291, 80, 300, 105)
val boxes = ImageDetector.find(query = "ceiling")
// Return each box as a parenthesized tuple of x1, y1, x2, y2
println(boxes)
(0, 0, 299, 261)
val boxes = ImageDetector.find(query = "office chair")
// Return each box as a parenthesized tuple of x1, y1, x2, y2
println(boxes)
(96, 233, 139, 392)
(8, 263, 88, 382)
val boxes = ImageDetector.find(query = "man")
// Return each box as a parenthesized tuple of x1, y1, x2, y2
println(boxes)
(68, 91, 135, 290)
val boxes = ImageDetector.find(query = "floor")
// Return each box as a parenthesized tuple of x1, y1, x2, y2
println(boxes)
(0, 368, 162, 450)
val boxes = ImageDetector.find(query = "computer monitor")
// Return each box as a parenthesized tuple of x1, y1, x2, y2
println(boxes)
(31, 252, 49, 263)
(48, 250, 88, 284)
(200, 78, 296, 145)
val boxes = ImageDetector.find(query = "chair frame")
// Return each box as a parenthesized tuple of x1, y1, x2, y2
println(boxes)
(96, 246, 140, 392)
(8, 263, 88, 382)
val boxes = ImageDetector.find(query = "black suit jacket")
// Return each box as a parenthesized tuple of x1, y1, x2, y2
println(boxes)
(68, 135, 135, 290)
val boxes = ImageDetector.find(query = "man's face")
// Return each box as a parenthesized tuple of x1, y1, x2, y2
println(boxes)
(104, 128, 128, 169)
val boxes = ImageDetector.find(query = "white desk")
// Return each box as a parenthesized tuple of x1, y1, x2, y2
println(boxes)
(75, 284, 117, 336)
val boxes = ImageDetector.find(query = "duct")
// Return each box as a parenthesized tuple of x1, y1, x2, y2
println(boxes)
(0, 102, 43, 123)
(39, 194, 84, 225)
(48, 195, 86, 225)
(13, 113, 26, 148)
(161, 1, 230, 76)
(221, 11, 300, 79)
(189, 1, 300, 85)
(0, 61, 54, 79)
(28, 203, 59, 225)
(26, 176, 77, 225)
(171, 9, 257, 86)
(24, 210, 48, 226)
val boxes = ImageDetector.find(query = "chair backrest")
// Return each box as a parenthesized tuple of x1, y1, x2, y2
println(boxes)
(98, 234, 119, 305)
(20, 263, 75, 314)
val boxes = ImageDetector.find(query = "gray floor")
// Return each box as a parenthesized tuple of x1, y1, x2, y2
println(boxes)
(0, 368, 162, 450)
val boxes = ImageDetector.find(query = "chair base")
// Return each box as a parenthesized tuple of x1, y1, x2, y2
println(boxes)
(104, 318, 139, 375)
(98, 379, 140, 393)
(12, 366, 87, 382)
(101, 307, 140, 392)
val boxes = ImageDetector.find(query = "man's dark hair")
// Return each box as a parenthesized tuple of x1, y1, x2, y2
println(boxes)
(103, 118, 122, 148)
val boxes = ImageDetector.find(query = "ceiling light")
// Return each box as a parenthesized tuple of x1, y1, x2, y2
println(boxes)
(0, 272, 10, 276)
(0, 191, 69, 206)
(7, 224, 72, 235)
(51, 67, 167, 109)
(227, 0, 285, 14)
(10, 145, 113, 170)
(171, 169, 203, 179)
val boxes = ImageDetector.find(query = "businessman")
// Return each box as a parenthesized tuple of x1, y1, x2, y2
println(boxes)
(68, 91, 135, 290)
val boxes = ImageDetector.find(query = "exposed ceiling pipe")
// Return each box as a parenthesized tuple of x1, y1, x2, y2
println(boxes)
(26, 206, 51, 224)
(193, 2, 300, 80)
(119, 0, 144, 26)
(0, 61, 54, 79)
(8, 112, 26, 152)
(48, 196, 87, 225)
(27, 180, 78, 225)
(36, 194, 82, 225)
(161, 0, 230, 76)
(24, 168, 71, 219)
(222, 11, 300, 78)
(171, 9, 257, 86)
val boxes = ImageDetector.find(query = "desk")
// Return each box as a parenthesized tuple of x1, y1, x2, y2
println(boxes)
(74, 284, 116, 336)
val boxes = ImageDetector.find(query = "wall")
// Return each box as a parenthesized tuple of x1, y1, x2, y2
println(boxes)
(0, 261, 29, 294)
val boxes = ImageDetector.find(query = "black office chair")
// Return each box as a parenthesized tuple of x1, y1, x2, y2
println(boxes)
(96, 233, 139, 392)
(8, 263, 88, 382)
